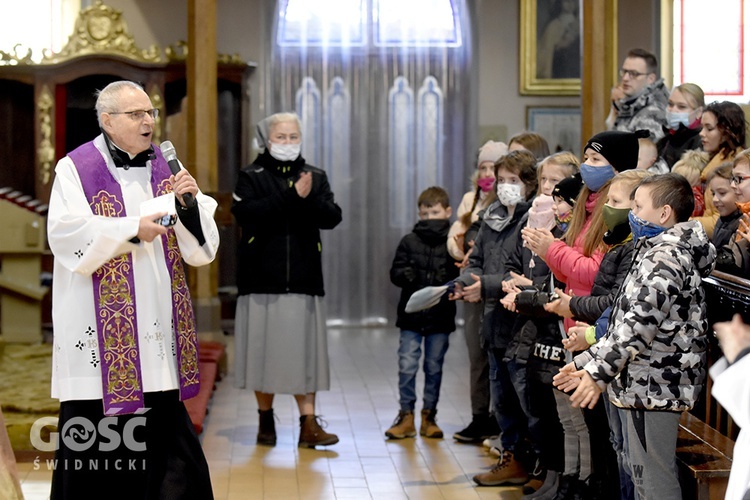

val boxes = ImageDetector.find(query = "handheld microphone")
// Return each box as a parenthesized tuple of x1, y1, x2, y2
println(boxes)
(159, 141, 196, 208)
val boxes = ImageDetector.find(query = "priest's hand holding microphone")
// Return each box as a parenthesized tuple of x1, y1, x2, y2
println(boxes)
(136, 141, 199, 243)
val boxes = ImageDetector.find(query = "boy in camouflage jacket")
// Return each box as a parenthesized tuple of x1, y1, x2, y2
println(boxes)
(554, 173, 716, 500)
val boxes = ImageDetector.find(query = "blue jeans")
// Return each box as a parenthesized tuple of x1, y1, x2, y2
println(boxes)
(507, 359, 543, 457)
(398, 330, 450, 411)
(490, 348, 527, 452)
(605, 401, 635, 500)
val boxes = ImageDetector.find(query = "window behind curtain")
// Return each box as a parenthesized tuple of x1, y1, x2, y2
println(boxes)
(270, 0, 471, 325)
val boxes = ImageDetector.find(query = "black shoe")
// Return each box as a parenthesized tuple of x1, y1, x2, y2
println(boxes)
(453, 414, 498, 443)
(257, 409, 276, 446)
(552, 474, 576, 500)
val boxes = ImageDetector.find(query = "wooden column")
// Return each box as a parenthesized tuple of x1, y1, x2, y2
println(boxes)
(581, 0, 618, 147)
(187, 0, 221, 336)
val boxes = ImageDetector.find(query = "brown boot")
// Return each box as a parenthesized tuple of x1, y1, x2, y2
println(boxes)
(298, 415, 339, 448)
(420, 409, 443, 438)
(473, 450, 529, 486)
(257, 409, 276, 446)
(385, 410, 416, 439)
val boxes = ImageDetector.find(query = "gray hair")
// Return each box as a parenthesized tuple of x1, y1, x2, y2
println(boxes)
(94, 81, 145, 128)
(256, 112, 302, 149)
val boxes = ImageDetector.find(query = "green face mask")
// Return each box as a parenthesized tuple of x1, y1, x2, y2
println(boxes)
(602, 204, 631, 231)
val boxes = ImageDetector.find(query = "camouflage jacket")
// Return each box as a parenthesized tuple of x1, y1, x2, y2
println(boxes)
(611, 78, 670, 143)
(577, 220, 716, 411)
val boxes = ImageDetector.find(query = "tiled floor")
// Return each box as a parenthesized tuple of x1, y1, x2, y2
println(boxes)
(18, 326, 522, 499)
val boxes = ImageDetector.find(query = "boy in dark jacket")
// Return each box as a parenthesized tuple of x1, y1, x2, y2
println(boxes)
(555, 173, 716, 500)
(386, 187, 459, 439)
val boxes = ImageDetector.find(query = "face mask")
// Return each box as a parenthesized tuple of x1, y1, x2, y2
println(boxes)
(477, 176, 495, 193)
(496, 183, 524, 207)
(628, 211, 666, 240)
(555, 211, 572, 232)
(602, 204, 631, 231)
(269, 142, 301, 162)
(666, 111, 691, 130)
(579, 163, 616, 192)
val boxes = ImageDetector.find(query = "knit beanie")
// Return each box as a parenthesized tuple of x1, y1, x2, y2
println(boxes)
(583, 130, 650, 172)
(552, 173, 584, 206)
(477, 140, 508, 168)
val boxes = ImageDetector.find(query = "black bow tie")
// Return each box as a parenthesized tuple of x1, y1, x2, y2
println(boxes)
(114, 148, 155, 169)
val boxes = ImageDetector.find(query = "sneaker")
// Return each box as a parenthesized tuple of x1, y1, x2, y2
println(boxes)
(420, 409, 443, 438)
(482, 435, 502, 456)
(453, 414, 499, 443)
(385, 410, 416, 439)
(473, 450, 529, 486)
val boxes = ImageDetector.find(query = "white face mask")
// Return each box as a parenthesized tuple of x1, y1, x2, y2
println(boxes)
(496, 183, 524, 207)
(268, 142, 301, 162)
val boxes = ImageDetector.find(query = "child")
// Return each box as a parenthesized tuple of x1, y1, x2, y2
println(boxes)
(449, 140, 507, 443)
(548, 169, 653, 500)
(716, 150, 750, 275)
(387, 187, 459, 439)
(524, 129, 648, 500)
(556, 173, 716, 500)
(707, 163, 741, 249)
(672, 150, 709, 216)
(494, 152, 580, 496)
(450, 150, 538, 486)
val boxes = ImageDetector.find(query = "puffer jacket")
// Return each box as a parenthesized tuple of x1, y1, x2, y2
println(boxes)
(391, 219, 459, 334)
(569, 223, 634, 324)
(578, 220, 716, 411)
(611, 78, 670, 142)
(458, 200, 530, 349)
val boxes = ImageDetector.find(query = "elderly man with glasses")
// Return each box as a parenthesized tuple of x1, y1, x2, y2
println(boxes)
(606, 48, 670, 143)
(47, 80, 219, 499)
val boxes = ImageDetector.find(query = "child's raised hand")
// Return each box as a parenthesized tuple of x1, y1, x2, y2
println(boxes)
(508, 271, 533, 288)
(500, 292, 517, 312)
(461, 273, 483, 303)
(570, 372, 603, 409)
(562, 321, 591, 352)
(522, 227, 555, 259)
(738, 214, 750, 243)
(552, 362, 583, 393)
(544, 287, 573, 318)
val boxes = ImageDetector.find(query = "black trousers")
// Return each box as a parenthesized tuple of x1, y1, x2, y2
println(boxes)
(50, 390, 213, 500)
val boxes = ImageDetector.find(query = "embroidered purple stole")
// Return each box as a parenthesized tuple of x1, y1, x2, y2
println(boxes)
(68, 140, 200, 415)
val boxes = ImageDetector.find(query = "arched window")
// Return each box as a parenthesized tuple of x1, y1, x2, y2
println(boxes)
(270, 0, 471, 325)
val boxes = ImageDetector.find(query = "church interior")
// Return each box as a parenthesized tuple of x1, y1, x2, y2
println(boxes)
(1, 0, 749, 498)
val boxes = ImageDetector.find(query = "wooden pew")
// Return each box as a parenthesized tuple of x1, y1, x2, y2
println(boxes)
(677, 412, 733, 500)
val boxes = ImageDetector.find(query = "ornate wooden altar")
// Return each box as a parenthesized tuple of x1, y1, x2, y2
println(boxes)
(0, 1, 255, 340)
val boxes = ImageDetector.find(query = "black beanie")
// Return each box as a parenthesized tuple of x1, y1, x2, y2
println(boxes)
(583, 129, 650, 172)
(552, 173, 584, 206)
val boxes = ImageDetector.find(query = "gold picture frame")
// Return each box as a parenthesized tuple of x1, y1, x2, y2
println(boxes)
(520, 0, 581, 96)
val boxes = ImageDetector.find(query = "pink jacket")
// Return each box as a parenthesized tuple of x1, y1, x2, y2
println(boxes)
(545, 192, 605, 331)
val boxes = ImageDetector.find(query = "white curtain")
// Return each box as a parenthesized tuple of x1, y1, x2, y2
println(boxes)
(265, 0, 475, 325)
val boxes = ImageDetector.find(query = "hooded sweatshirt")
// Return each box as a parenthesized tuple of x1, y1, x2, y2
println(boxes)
(577, 220, 716, 411)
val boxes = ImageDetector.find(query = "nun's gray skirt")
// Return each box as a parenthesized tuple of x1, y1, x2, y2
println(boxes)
(234, 293, 330, 394)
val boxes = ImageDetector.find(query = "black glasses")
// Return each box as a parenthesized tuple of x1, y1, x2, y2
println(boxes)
(619, 69, 650, 79)
(109, 109, 159, 120)
(731, 174, 750, 185)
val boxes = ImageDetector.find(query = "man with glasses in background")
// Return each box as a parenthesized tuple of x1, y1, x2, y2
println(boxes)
(47, 80, 219, 499)
(606, 48, 670, 143)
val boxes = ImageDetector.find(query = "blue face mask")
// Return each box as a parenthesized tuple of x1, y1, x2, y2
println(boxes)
(579, 163, 616, 192)
(628, 211, 666, 240)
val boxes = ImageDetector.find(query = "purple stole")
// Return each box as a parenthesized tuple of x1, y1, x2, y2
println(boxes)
(68, 140, 200, 415)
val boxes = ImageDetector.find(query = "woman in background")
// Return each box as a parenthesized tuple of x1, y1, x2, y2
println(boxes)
(232, 112, 342, 449)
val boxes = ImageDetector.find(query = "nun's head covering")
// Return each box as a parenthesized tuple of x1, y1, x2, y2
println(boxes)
(255, 112, 302, 150)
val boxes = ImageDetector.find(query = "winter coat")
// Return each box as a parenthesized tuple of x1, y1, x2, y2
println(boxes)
(610, 78, 670, 143)
(569, 223, 634, 324)
(715, 201, 750, 276)
(656, 123, 703, 169)
(713, 210, 742, 249)
(695, 147, 743, 238)
(545, 192, 605, 332)
(504, 226, 568, 384)
(458, 201, 531, 349)
(390, 219, 459, 334)
(578, 220, 716, 411)
(232, 150, 342, 296)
